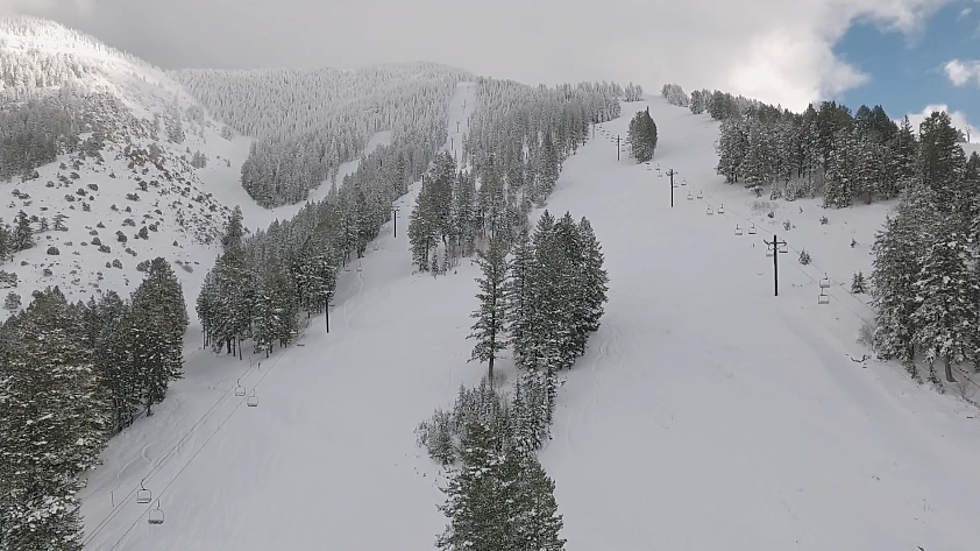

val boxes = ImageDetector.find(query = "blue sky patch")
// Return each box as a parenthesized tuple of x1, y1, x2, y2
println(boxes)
(831, 1, 979, 133)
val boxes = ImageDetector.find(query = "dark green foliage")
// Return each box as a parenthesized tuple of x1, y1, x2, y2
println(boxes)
(851, 272, 867, 294)
(872, 194, 929, 376)
(467, 236, 509, 383)
(435, 420, 565, 551)
(509, 211, 608, 372)
(129, 258, 188, 414)
(627, 108, 658, 163)
(0, 288, 109, 551)
(910, 217, 978, 384)
(12, 210, 34, 252)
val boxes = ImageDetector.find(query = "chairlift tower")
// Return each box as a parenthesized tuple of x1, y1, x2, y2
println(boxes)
(666, 169, 678, 207)
(391, 205, 400, 238)
(764, 234, 789, 296)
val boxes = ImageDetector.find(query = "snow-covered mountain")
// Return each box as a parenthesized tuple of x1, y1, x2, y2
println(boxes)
(4, 15, 980, 551)
(0, 17, 469, 322)
(75, 89, 980, 551)
(0, 15, 243, 320)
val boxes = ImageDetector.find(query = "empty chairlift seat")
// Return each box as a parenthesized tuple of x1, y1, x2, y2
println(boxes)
(136, 479, 152, 504)
(148, 500, 164, 525)
(818, 290, 830, 304)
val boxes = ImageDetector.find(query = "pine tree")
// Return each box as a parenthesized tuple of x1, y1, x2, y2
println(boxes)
(871, 193, 929, 377)
(129, 258, 188, 414)
(891, 116, 918, 193)
(0, 288, 107, 551)
(509, 453, 566, 551)
(436, 420, 509, 551)
(12, 210, 33, 252)
(576, 217, 609, 335)
(222, 205, 245, 251)
(505, 228, 537, 369)
(0, 220, 9, 261)
(253, 267, 299, 356)
(851, 272, 867, 294)
(910, 218, 977, 384)
(84, 291, 140, 433)
(918, 111, 966, 211)
(627, 108, 658, 163)
(467, 236, 509, 385)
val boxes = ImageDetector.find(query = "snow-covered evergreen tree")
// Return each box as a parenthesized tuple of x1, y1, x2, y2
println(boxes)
(0, 288, 107, 551)
(627, 108, 658, 163)
(910, 217, 978, 384)
(871, 193, 930, 377)
(467, 236, 509, 384)
(129, 258, 188, 415)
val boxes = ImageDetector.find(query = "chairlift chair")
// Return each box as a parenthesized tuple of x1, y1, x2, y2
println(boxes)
(344, 266, 351, 272)
(718, 204, 725, 214)
(234, 379, 246, 397)
(356, 263, 363, 273)
(706, 207, 714, 216)
(697, 191, 703, 199)
(247, 390, 259, 408)
(687, 192, 694, 201)
(817, 290, 830, 305)
(136, 480, 152, 504)
(748, 223, 757, 235)
(819, 274, 831, 289)
(735, 224, 743, 236)
(148, 500, 164, 525)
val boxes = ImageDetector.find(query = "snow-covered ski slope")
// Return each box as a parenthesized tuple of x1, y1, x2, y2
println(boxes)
(78, 82, 478, 551)
(79, 89, 980, 551)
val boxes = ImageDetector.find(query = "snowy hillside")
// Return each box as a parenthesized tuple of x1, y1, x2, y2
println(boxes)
(76, 88, 980, 551)
(0, 16, 248, 321)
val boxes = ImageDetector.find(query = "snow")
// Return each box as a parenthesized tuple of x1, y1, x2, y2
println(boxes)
(78, 90, 980, 551)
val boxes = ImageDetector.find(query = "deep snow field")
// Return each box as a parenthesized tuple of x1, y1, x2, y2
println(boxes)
(78, 87, 980, 551)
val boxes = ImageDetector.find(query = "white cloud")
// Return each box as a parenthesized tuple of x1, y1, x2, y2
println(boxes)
(0, 0, 94, 17)
(2, 0, 969, 113)
(908, 104, 980, 143)
(943, 59, 980, 86)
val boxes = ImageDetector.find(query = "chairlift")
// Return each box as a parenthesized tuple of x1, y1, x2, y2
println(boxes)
(247, 390, 259, 408)
(147, 500, 164, 525)
(234, 379, 246, 397)
(696, 191, 703, 199)
(373, 243, 379, 251)
(687, 192, 694, 201)
(819, 274, 831, 289)
(356, 263, 363, 273)
(344, 265, 351, 272)
(706, 206, 714, 216)
(681, 178, 687, 186)
(718, 204, 725, 214)
(817, 290, 830, 305)
(136, 479, 152, 504)
(748, 223, 757, 235)
(735, 224, 743, 236)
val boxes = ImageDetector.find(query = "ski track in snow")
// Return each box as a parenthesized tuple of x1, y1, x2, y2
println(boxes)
(77, 89, 980, 551)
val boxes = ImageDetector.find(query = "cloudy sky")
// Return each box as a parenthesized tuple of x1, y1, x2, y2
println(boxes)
(4, 0, 979, 139)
